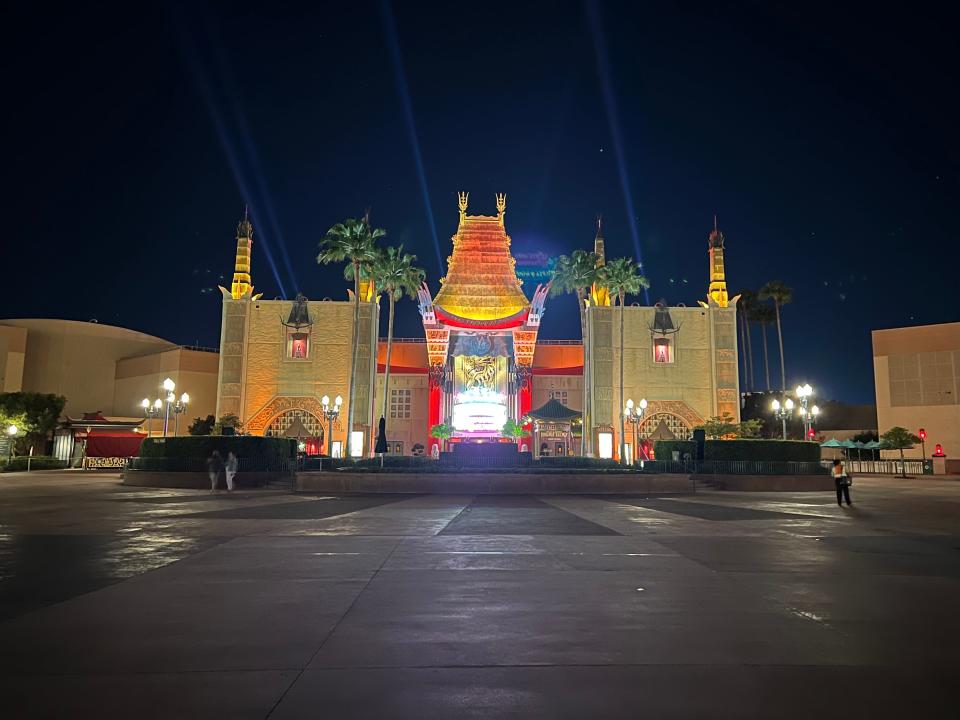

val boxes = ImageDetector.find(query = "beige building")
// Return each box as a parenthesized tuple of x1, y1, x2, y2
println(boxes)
(0, 318, 219, 438)
(873, 322, 960, 459)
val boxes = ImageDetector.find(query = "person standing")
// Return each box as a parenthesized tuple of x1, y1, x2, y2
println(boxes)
(207, 450, 223, 493)
(831, 458, 851, 507)
(225, 451, 238, 492)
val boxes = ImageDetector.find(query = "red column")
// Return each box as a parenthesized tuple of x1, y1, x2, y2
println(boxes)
(428, 380, 442, 456)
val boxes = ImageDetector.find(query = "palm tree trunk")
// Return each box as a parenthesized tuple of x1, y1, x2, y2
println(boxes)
(761, 322, 771, 391)
(346, 260, 361, 457)
(381, 293, 396, 431)
(737, 309, 750, 391)
(774, 300, 786, 391)
(744, 316, 755, 391)
(899, 447, 906, 478)
(618, 292, 627, 464)
(577, 289, 589, 457)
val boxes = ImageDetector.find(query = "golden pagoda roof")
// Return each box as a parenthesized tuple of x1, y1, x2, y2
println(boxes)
(433, 214, 530, 323)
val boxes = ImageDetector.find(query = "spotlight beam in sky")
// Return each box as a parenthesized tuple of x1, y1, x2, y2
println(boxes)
(585, 0, 651, 304)
(381, 0, 443, 273)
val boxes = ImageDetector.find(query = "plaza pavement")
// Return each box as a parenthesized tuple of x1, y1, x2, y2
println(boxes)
(0, 471, 957, 718)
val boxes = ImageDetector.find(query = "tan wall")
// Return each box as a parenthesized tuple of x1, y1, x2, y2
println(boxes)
(0, 325, 27, 392)
(217, 297, 377, 453)
(588, 304, 739, 455)
(114, 349, 219, 435)
(532, 343, 584, 369)
(375, 372, 430, 452)
(532, 374, 583, 412)
(377, 339, 428, 368)
(0, 319, 177, 417)
(873, 323, 960, 458)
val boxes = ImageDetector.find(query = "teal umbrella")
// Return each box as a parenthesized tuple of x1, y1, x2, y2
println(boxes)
(820, 438, 844, 448)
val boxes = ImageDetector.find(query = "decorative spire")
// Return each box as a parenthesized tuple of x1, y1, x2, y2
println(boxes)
(590, 215, 611, 306)
(707, 215, 728, 307)
(458, 191, 469, 226)
(495, 193, 506, 226)
(230, 207, 255, 300)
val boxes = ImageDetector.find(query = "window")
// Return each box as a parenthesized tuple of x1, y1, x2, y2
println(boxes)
(265, 410, 323, 438)
(549, 390, 569, 405)
(390, 388, 412, 419)
(653, 338, 673, 364)
(287, 331, 310, 360)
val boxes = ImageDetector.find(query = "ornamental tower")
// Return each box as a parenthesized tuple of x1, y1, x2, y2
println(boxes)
(706, 215, 728, 307)
(230, 208, 258, 300)
(418, 193, 549, 454)
(590, 216, 611, 306)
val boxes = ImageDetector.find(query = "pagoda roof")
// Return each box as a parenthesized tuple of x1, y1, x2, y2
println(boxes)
(526, 398, 582, 422)
(433, 215, 529, 324)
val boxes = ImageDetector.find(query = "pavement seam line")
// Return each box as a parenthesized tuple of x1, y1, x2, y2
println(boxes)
(264, 535, 406, 719)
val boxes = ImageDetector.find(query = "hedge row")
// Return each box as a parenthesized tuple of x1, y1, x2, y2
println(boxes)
(654, 439, 819, 463)
(140, 437, 296, 464)
(1, 456, 69, 472)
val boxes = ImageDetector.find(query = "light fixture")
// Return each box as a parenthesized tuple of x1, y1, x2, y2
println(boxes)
(180, 392, 189, 405)
(162, 378, 175, 392)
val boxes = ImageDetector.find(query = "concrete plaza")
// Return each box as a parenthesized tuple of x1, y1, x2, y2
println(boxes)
(0, 472, 957, 718)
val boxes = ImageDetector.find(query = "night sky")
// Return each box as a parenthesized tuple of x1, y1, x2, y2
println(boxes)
(4, 2, 958, 404)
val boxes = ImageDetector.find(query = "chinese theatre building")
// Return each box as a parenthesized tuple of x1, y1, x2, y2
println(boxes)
(215, 198, 739, 460)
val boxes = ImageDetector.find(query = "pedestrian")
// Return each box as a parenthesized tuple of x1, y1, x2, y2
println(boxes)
(831, 458, 852, 507)
(207, 450, 223, 493)
(225, 451, 238, 492)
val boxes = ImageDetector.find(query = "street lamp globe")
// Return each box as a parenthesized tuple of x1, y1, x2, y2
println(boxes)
(335, 395, 343, 407)
(639, 398, 648, 410)
(7, 424, 17, 437)
(785, 398, 794, 411)
(626, 398, 635, 411)
(162, 378, 175, 392)
(141, 398, 150, 410)
(812, 405, 820, 417)
(180, 393, 189, 405)
(166, 392, 176, 403)
(321, 394, 330, 407)
(153, 398, 162, 410)
(771, 399, 781, 412)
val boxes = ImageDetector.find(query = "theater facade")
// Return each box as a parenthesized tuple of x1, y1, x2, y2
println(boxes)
(215, 196, 740, 459)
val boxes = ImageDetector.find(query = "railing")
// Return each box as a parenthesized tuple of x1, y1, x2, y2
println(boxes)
(179, 345, 219, 354)
(820, 459, 927, 475)
(536, 339, 583, 345)
(639, 460, 826, 475)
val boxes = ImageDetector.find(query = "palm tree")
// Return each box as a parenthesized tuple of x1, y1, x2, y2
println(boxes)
(738, 290, 757, 392)
(550, 249, 602, 455)
(758, 280, 793, 392)
(367, 245, 425, 432)
(602, 257, 650, 464)
(750, 302, 776, 392)
(318, 216, 384, 457)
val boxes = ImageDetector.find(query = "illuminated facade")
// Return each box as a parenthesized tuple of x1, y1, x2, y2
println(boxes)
(215, 205, 738, 460)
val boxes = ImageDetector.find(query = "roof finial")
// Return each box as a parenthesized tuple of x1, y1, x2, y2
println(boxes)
(495, 193, 506, 226)
(713, 213, 718, 233)
(596, 214, 604, 236)
(458, 191, 469, 226)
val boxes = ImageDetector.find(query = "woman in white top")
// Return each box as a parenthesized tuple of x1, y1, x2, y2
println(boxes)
(831, 458, 851, 507)
(225, 451, 238, 492)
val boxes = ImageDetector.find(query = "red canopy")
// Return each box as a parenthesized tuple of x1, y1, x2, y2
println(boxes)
(84, 430, 145, 458)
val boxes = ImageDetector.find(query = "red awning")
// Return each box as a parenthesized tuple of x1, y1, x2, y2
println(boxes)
(84, 430, 145, 458)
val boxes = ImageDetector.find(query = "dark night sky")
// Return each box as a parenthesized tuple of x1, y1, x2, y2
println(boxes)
(3, 1, 958, 403)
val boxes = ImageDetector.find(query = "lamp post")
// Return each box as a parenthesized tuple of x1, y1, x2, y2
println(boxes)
(171, 392, 190, 436)
(161, 378, 177, 437)
(771, 397, 794, 440)
(6, 424, 17, 464)
(918, 428, 926, 458)
(795, 384, 819, 440)
(623, 398, 648, 464)
(141, 397, 162, 437)
(321, 394, 343, 460)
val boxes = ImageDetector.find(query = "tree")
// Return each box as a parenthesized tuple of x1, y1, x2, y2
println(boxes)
(737, 290, 757, 391)
(188, 415, 216, 436)
(501, 418, 530, 444)
(0, 392, 66, 454)
(880, 426, 920, 478)
(318, 215, 384, 457)
(363, 245, 424, 433)
(430, 423, 454, 453)
(213, 413, 243, 436)
(750, 302, 776, 392)
(602, 257, 650, 464)
(738, 418, 764, 438)
(550, 249, 602, 456)
(758, 280, 793, 391)
(697, 415, 739, 439)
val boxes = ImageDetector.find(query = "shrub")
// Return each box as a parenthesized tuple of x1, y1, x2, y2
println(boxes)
(139, 436, 295, 470)
(1, 455, 69, 472)
(534, 456, 620, 469)
(654, 440, 696, 460)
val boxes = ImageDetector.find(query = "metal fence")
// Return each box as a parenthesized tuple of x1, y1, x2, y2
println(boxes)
(642, 460, 826, 475)
(820, 459, 928, 475)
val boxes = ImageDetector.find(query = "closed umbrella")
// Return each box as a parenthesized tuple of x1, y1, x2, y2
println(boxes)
(374, 417, 388, 466)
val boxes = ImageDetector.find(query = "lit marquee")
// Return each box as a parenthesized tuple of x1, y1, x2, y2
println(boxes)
(452, 387, 507, 433)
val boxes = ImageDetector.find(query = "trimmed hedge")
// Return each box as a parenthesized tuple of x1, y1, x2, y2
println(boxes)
(653, 441, 696, 460)
(1, 456, 69, 472)
(705, 439, 819, 462)
(139, 436, 295, 470)
(534, 456, 621, 469)
(655, 439, 819, 462)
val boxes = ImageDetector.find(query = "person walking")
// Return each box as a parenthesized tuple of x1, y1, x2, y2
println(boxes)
(831, 458, 852, 507)
(207, 450, 223, 493)
(225, 451, 238, 492)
